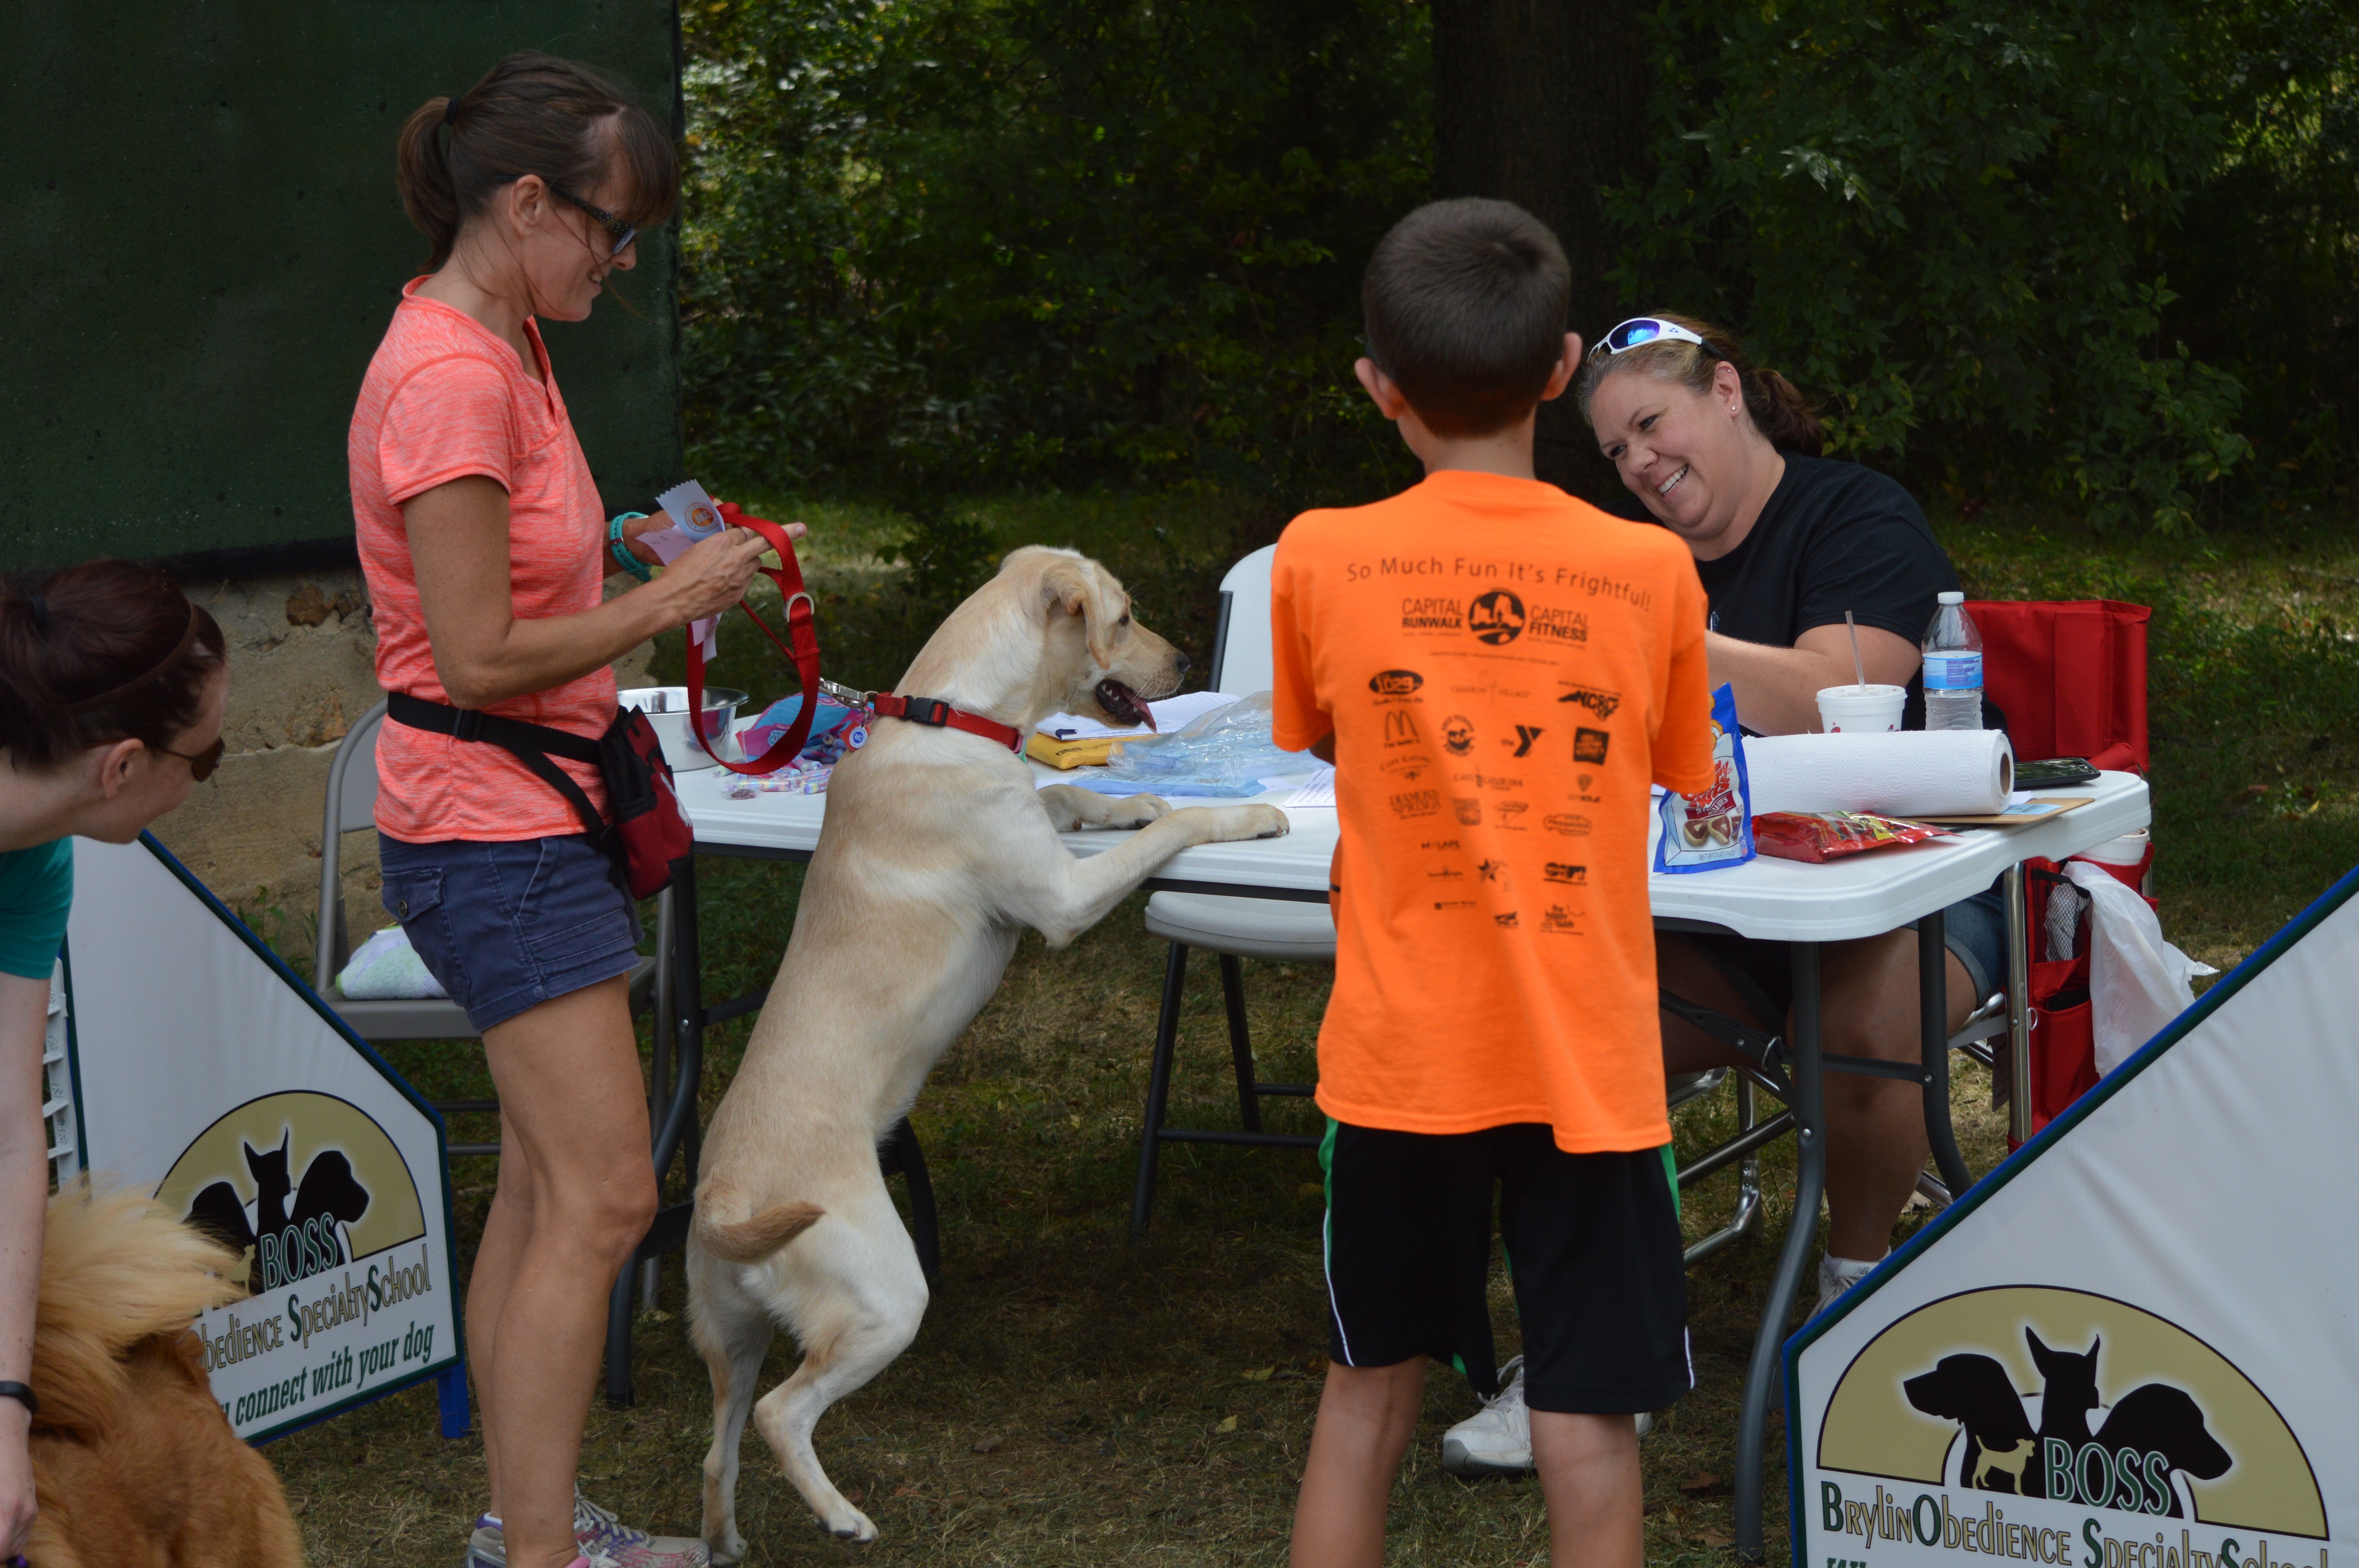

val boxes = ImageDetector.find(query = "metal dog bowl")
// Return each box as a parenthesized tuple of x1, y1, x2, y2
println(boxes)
(620, 685, 749, 771)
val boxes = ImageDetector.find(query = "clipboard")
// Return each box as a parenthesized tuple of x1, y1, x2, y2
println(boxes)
(1910, 796, 2093, 828)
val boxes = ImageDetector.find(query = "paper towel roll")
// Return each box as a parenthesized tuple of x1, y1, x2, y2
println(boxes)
(1743, 730, 2014, 817)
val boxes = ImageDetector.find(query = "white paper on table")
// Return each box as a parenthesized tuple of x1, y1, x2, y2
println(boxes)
(1034, 690, 1238, 739)
(1286, 766, 1337, 808)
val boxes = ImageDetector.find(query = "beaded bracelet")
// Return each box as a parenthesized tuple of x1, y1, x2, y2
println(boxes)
(609, 512, 653, 581)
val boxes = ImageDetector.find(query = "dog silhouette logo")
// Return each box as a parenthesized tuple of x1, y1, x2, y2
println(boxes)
(1442, 715, 1475, 755)
(157, 1091, 427, 1297)
(1468, 590, 1525, 645)
(1816, 1287, 2323, 1538)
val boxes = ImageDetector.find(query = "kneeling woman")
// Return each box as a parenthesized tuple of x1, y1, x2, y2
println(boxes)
(0, 561, 230, 1558)
(360, 53, 788, 1568)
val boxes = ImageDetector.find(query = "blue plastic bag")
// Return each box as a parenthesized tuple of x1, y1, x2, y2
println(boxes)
(1654, 683, 1755, 873)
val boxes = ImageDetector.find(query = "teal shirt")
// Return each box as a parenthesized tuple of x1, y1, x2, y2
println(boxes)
(0, 838, 73, 980)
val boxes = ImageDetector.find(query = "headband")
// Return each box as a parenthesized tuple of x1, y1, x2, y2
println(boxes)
(443, 95, 462, 128)
(65, 601, 202, 714)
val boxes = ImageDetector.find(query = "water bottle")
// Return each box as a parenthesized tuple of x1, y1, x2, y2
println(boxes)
(1921, 591, 1983, 731)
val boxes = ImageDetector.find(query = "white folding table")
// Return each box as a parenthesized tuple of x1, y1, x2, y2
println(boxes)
(643, 761, 2148, 1557)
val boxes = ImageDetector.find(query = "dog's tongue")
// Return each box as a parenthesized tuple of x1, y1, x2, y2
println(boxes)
(1097, 679, 1153, 729)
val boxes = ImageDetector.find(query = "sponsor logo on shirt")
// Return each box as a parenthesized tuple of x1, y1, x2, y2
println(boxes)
(1508, 724, 1543, 757)
(1380, 754, 1433, 782)
(1494, 911, 1519, 928)
(1419, 837, 1462, 851)
(1495, 800, 1530, 828)
(1368, 668, 1424, 699)
(1433, 898, 1476, 911)
(1401, 596, 1463, 632)
(1527, 606, 1589, 644)
(1539, 904, 1582, 934)
(1388, 789, 1440, 820)
(1441, 715, 1475, 755)
(1476, 858, 1507, 885)
(1543, 863, 1587, 885)
(1557, 685, 1621, 719)
(1382, 710, 1423, 748)
(1427, 866, 1465, 880)
(1573, 728, 1612, 765)
(1452, 797, 1482, 826)
(1543, 813, 1592, 837)
(1452, 769, 1523, 792)
(1468, 588, 1525, 645)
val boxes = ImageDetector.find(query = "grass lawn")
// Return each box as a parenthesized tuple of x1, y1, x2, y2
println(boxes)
(267, 492, 2359, 1566)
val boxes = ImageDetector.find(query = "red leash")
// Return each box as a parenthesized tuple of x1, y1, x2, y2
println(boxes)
(680, 502, 1024, 769)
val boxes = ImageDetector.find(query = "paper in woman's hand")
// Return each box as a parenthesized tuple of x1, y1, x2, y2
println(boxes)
(642, 479, 730, 657)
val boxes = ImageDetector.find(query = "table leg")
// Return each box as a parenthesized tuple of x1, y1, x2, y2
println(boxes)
(2004, 862, 2032, 1145)
(1736, 940, 1824, 1563)
(1919, 907, 1971, 1197)
(606, 861, 709, 1407)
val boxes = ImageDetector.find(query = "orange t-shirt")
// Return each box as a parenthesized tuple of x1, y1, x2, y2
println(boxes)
(349, 281, 615, 843)
(1270, 469, 1717, 1152)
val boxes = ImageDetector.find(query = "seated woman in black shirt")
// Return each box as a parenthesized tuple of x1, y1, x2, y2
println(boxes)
(1578, 313, 2008, 1312)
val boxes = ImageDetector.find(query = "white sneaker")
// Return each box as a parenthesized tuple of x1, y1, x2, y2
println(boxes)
(1815, 1251, 1886, 1316)
(467, 1489, 708, 1568)
(1439, 1357, 1653, 1475)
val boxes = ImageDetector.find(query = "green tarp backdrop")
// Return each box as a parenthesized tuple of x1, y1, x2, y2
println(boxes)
(2, 2, 683, 572)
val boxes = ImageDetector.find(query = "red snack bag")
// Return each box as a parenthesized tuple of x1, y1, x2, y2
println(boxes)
(1753, 810, 1950, 865)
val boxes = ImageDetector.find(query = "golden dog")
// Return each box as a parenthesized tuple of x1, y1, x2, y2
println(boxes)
(23, 1181, 304, 1568)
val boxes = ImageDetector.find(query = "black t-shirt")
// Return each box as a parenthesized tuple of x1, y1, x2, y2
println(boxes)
(1606, 454, 1984, 731)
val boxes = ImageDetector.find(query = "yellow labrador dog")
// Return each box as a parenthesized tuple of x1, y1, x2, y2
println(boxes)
(688, 545, 1287, 1554)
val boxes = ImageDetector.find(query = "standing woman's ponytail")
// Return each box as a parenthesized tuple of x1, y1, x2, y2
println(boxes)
(392, 53, 678, 274)
(395, 96, 466, 269)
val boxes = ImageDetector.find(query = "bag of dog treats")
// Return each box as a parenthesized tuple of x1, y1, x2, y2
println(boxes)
(1752, 810, 1948, 864)
(1654, 684, 1755, 874)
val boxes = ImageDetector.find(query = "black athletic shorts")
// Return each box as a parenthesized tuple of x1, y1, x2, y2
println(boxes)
(1319, 1119, 1692, 1414)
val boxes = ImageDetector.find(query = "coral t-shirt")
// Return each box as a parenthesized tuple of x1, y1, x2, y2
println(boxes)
(1270, 469, 1717, 1152)
(349, 280, 614, 843)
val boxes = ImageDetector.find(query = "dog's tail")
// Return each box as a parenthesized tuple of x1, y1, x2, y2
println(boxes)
(35, 1179, 248, 1439)
(694, 1191, 826, 1265)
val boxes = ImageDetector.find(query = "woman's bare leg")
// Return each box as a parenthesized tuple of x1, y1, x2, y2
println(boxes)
(1658, 931, 1975, 1265)
(468, 1109, 535, 1521)
(476, 976, 656, 1568)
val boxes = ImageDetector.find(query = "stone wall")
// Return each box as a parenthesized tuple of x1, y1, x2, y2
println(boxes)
(146, 568, 654, 973)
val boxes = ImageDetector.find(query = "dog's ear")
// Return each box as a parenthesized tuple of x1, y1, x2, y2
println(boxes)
(1041, 559, 1114, 668)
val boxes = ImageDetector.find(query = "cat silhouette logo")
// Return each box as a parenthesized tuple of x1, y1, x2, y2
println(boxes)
(156, 1091, 427, 1298)
(1468, 590, 1525, 645)
(1818, 1287, 2323, 1536)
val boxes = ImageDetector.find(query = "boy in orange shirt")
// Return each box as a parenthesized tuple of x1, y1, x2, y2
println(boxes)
(1273, 199, 1717, 1568)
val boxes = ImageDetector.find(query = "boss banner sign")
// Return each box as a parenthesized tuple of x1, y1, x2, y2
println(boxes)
(1786, 867, 2358, 1568)
(61, 835, 462, 1442)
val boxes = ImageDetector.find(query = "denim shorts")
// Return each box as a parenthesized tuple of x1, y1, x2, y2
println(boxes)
(1684, 879, 2010, 1022)
(378, 833, 644, 1033)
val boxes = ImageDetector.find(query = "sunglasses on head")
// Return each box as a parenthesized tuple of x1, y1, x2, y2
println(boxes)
(546, 181, 638, 262)
(1593, 317, 1711, 358)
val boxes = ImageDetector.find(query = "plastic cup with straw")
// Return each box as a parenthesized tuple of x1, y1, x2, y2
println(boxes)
(1814, 610, 1907, 731)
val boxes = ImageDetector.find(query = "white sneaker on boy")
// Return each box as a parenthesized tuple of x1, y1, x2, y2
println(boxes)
(1439, 1356, 1653, 1475)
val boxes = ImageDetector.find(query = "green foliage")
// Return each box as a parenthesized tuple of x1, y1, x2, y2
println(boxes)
(1610, 0, 2254, 530)
(679, 0, 1430, 505)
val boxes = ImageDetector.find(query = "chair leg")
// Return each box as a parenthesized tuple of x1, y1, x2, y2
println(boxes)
(1131, 942, 1189, 1240)
(1218, 953, 1261, 1134)
(887, 1117, 940, 1285)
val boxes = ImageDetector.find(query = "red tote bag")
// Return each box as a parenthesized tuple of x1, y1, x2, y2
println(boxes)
(1963, 599, 2150, 772)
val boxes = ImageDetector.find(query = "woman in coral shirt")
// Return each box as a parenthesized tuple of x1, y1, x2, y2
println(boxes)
(354, 53, 791, 1568)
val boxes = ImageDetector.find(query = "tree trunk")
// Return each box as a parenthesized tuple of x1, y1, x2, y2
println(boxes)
(1432, 0, 1652, 496)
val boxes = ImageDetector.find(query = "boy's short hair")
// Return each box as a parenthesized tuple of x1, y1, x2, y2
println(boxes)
(1361, 198, 1571, 437)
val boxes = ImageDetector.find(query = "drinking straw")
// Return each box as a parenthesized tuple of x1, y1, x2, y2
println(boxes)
(1845, 611, 1868, 691)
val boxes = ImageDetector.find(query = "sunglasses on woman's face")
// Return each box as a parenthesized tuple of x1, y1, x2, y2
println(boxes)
(1594, 317, 1710, 357)
(159, 735, 225, 782)
(546, 181, 638, 261)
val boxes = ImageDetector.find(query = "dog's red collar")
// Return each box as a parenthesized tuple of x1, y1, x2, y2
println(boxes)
(870, 692, 1024, 753)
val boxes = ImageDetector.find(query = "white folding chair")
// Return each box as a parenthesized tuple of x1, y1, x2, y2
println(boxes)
(315, 699, 657, 1157)
(1129, 546, 1338, 1236)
